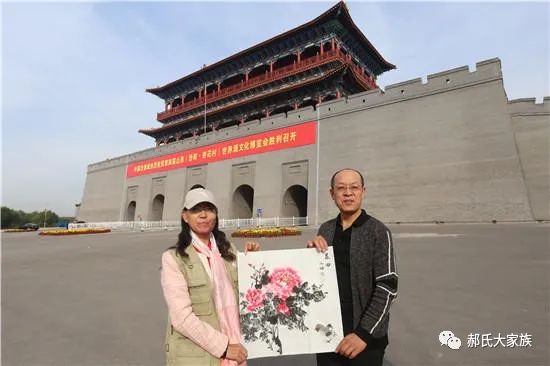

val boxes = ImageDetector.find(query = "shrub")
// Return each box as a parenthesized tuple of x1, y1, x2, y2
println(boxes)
(39, 228, 111, 236)
(231, 227, 301, 238)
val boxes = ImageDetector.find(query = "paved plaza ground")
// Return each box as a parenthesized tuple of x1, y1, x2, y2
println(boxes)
(2, 223, 549, 366)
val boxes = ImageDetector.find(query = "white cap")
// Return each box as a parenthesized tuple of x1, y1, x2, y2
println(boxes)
(183, 188, 217, 210)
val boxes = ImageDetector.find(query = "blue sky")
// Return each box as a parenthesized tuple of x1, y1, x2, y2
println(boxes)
(2, 1, 548, 216)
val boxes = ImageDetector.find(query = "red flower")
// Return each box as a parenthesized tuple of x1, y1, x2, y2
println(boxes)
(245, 288, 265, 312)
(267, 267, 302, 301)
(277, 301, 290, 315)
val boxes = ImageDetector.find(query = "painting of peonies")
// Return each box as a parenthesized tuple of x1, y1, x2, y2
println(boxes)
(237, 248, 343, 358)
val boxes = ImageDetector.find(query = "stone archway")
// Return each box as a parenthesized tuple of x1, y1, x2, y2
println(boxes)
(232, 185, 254, 218)
(151, 194, 165, 221)
(126, 201, 136, 221)
(282, 185, 308, 217)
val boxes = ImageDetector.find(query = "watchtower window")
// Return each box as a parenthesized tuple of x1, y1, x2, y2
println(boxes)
(273, 54, 297, 70)
(301, 45, 320, 59)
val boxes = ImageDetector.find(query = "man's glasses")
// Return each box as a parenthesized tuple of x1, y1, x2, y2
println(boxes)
(333, 184, 363, 194)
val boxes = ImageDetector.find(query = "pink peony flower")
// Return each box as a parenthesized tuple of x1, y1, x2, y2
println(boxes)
(277, 301, 290, 315)
(267, 267, 302, 301)
(245, 288, 265, 312)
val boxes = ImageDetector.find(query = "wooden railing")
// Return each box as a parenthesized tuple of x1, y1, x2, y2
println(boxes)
(351, 63, 378, 90)
(157, 48, 377, 121)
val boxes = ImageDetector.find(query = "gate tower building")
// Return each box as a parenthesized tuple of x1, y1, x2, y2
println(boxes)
(141, 1, 394, 146)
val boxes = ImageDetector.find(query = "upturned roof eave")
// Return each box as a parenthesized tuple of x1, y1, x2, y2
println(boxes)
(146, 1, 394, 98)
(140, 64, 349, 137)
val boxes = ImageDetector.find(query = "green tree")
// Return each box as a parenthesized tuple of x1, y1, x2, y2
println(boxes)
(1, 206, 61, 228)
(1, 206, 23, 228)
(44, 210, 59, 227)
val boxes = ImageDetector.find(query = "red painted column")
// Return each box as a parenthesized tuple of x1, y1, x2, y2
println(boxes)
(320, 42, 324, 55)
(245, 71, 249, 82)
(336, 89, 341, 99)
(270, 62, 273, 73)
(331, 38, 335, 51)
(294, 102, 299, 110)
(297, 51, 301, 63)
(217, 82, 221, 92)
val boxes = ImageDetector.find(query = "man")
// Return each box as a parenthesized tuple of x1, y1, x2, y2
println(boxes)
(307, 168, 398, 366)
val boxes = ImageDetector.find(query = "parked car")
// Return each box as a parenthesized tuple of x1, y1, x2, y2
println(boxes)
(20, 223, 39, 231)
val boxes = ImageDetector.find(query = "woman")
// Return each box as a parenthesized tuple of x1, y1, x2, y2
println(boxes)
(161, 188, 259, 366)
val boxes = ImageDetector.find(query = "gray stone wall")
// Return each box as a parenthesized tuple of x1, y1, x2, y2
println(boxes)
(317, 59, 532, 222)
(509, 98, 550, 221)
(203, 145, 317, 221)
(77, 58, 546, 223)
(78, 162, 127, 222)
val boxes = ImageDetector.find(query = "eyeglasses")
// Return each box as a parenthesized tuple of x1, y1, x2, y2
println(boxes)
(333, 184, 363, 194)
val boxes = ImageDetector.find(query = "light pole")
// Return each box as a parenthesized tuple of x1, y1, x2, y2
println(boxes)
(43, 208, 47, 228)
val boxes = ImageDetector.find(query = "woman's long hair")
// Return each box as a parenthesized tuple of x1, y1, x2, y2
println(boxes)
(169, 209, 235, 261)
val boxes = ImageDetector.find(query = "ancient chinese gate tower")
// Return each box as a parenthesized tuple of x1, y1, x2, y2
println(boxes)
(141, 1, 394, 146)
(77, 1, 547, 224)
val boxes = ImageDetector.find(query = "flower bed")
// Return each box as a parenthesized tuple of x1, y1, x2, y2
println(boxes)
(3, 228, 33, 233)
(231, 227, 301, 238)
(39, 228, 111, 236)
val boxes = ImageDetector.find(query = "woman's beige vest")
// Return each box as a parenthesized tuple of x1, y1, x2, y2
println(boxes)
(165, 245, 239, 366)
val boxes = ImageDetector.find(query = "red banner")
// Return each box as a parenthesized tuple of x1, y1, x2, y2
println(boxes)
(127, 121, 317, 178)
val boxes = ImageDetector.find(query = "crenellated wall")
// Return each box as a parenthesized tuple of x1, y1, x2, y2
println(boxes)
(78, 58, 547, 223)
(316, 58, 532, 222)
(509, 97, 550, 221)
